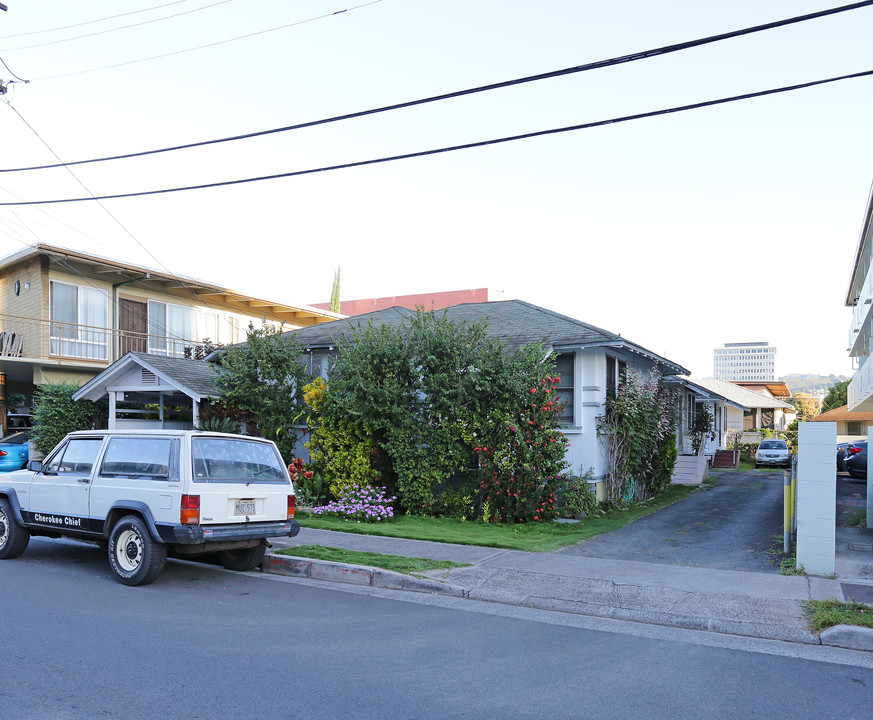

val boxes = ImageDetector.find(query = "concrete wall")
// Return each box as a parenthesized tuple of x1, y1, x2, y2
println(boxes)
(796, 421, 836, 575)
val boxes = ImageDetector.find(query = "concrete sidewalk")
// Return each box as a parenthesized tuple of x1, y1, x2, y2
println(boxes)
(264, 528, 873, 651)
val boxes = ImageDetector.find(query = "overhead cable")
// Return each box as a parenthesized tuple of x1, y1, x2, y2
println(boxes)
(2, 68, 870, 207)
(0, 0, 202, 40)
(3, 0, 871, 173)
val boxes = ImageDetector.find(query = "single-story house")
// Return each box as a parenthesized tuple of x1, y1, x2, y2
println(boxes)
(809, 405, 873, 442)
(280, 299, 692, 482)
(687, 378, 796, 433)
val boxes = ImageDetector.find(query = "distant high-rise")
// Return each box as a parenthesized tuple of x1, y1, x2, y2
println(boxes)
(713, 342, 776, 381)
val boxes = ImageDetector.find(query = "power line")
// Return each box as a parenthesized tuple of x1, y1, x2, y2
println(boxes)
(0, 0, 234, 52)
(1, 68, 870, 207)
(26, 0, 385, 82)
(1, 102, 228, 318)
(2, 0, 871, 173)
(0, 0, 203, 40)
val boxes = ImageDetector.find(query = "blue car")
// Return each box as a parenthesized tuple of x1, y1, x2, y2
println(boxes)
(0, 430, 30, 472)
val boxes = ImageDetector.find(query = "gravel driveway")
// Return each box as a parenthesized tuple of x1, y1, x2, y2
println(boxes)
(558, 469, 786, 573)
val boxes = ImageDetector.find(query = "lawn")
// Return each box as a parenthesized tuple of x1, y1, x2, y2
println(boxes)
(803, 599, 873, 632)
(296, 484, 697, 552)
(275, 545, 470, 575)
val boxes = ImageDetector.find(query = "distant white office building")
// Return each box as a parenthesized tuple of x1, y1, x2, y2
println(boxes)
(713, 342, 776, 381)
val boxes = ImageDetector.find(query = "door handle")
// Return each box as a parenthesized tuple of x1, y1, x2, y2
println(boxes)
(77, 478, 91, 484)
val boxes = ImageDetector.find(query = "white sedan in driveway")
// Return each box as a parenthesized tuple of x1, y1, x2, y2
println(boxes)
(755, 439, 790, 468)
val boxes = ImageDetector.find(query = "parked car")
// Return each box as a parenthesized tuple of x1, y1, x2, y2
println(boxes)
(837, 442, 851, 471)
(755, 438, 790, 468)
(0, 429, 300, 585)
(0, 430, 30, 472)
(6, 414, 32, 430)
(843, 440, 867, 479)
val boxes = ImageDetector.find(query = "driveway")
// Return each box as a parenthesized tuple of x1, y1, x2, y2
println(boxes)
(558, 469, 786, 573)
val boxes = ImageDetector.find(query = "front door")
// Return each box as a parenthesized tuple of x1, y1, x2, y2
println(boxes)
(118, 297, 148, 357)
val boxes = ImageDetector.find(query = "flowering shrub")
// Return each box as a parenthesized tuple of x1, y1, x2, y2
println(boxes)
(597, 369, 677, 504)
(310, 484, 396, 522)
(467, 375, 569, 523)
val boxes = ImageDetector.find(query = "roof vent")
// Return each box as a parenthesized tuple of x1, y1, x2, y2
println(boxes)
(142, 369, 157, 385)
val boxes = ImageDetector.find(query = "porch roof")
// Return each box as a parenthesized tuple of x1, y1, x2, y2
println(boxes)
(73, 352, 220, 402)
(688, 378, 794, 410)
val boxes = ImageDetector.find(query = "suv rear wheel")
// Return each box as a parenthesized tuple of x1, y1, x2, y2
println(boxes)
(216, 540, 267, 571)
(108, 515, 167, 586)
(0, 498, 30, 559)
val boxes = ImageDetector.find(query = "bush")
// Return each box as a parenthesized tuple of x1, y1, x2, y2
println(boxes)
(562, 470, 599, 517)
(32, 382, 107, 455)
(420, 485, 477, 520)
(309, 484, 396, 522)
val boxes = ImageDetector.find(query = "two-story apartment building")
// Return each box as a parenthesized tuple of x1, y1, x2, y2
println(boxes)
(847, 182, 873, 411)
(0, 243, 341, 431)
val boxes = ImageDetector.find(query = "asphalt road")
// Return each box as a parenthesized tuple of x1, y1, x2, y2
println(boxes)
(559, 469, 786, 572)
(2, 537, 872, 720)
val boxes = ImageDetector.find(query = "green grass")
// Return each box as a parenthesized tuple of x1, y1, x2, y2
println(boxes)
(275, 545, 470, 575)
(803, 599, 873, 632)
(779, 556, 806, 575)
(296, 484, 697, 552)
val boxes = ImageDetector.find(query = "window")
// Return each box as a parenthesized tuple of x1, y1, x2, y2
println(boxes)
(148, 300, 194, 357)
(43, 438, 104, 476)
(100, 436, 178, 479)
(50, 281, 108, 359)
(605, 355, 627, 398)
(191, 437, 287, 483)
(554, 353, 574, 424)
(847, 421, 863, 435)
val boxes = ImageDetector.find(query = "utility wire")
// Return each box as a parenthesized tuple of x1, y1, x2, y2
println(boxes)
(1, 102, 226, 317)
(0, 0, 201, 40)
(2, 0, 871, 172)
(1, 0, 233, 52)
(28, 0, 384, 82)
(1, 68, 870, 207)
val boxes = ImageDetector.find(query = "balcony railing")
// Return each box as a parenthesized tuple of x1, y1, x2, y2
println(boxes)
(0, 313, 204, 365)
(848, 259, 873, 357)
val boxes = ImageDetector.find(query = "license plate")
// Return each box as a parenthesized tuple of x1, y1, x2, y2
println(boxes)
(235, 500, 256, 515)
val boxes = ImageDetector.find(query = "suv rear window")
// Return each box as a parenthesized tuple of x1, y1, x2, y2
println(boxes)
(191, 437, 287, 483)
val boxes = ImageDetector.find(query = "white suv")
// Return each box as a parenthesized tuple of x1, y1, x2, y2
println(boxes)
(0, 430, 300, 585)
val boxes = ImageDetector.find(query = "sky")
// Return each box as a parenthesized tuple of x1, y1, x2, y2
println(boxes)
(0, 0, 871, 381)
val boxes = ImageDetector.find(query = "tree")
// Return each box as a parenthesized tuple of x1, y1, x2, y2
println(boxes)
(822, 379, 850, 413)
(329, 267, 341, 314)
(32, 382, 107, 455)
(212, 323, 310, 462)
(791, 392, 819, 421)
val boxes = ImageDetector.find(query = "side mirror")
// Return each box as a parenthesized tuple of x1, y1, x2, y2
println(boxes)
(28, 460, 42, 473)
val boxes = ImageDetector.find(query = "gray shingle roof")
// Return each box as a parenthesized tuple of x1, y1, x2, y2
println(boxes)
(689, 378, 794, 410)
(128, 352, 221, 397)
(280, 299, 689, 375)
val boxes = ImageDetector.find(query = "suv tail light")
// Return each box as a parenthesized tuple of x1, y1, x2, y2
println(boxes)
(287, 494, 296, 520)
(181, 494, 200, 524)
(849, 446, 863, 456)
(0, 450, 7, 456)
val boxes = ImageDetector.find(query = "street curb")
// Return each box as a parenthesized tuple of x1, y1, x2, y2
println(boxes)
(819, 624, 873, 651)
(262, 553, 468, 597)
(263, 553, 833, 646)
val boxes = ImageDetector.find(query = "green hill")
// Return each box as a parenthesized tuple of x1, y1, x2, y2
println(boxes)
(779, 373, 849, 395)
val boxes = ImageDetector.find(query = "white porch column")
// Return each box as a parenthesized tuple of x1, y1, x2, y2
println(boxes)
(796, 421, 836, 575)
(108, 391, 117, 430)
(192, 398, 200, 428)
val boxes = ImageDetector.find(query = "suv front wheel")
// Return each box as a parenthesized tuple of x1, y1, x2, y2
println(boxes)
(216, 540, 267, 572)
(0, 498, 30, 559)
(108, 515, 167, 586)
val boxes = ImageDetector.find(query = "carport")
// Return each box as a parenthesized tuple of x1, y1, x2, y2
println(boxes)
(72, 352, 220, 429)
